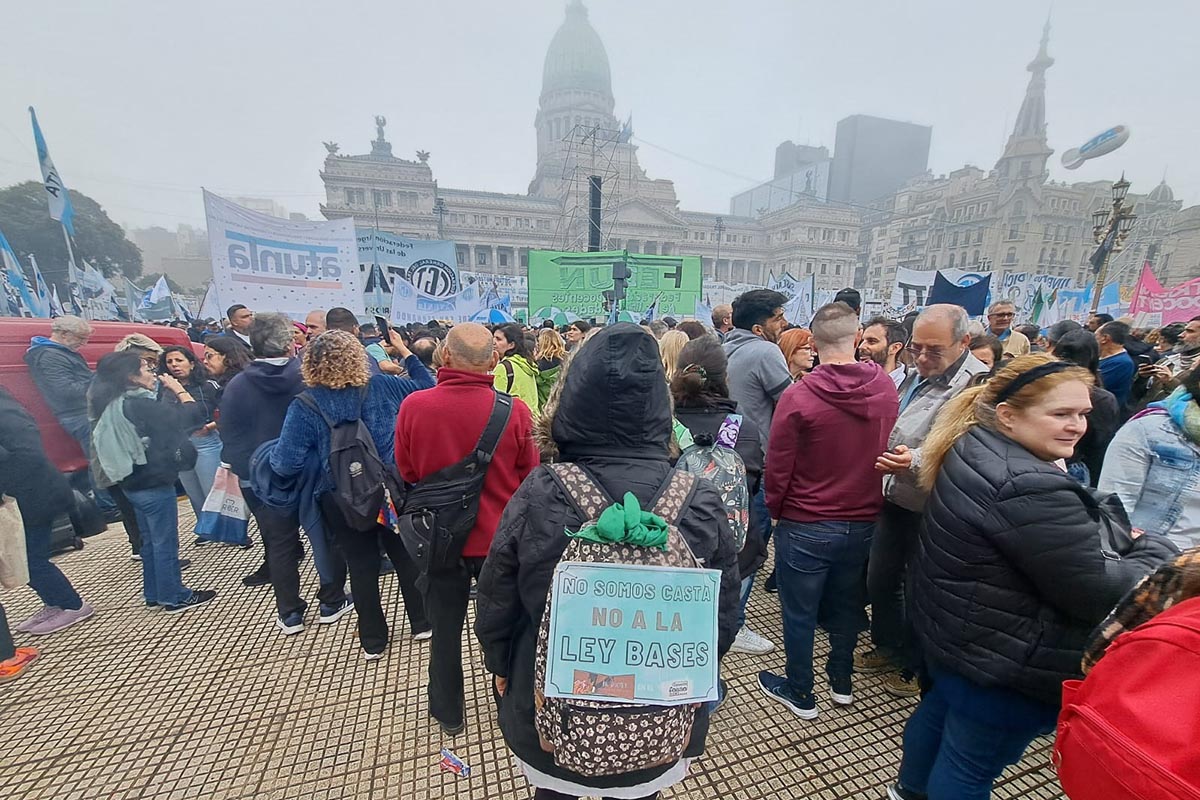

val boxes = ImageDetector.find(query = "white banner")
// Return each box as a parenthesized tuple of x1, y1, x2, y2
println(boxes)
(998, 272, 1077, 317)
(205, 190, 362, 319)
(889, 267, 935, 312)
(390, 276, 485, 325)
(357, 230, 460, 318)
(461, 271, 528, 306)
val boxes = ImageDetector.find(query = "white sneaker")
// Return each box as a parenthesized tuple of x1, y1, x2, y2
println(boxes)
(363, 650, 385, 661)
(413, 629, 433, 641)
(730, 626, 775, 655)
(830, 688, 854, 706)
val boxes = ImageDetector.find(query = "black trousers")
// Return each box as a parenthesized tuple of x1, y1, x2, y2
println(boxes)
(0, 603, 14, 662)
(243, 488, 327, 618)
(320, 495, 428, 655)
(533, 790, 659, 800)
(866, 500, 923, 671)
(424, 556, 486, 726)
(108, 485, 142, 555)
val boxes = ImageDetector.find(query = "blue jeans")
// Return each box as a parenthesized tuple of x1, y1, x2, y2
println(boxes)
(23, 520, 82, 610)
(123, 484, 190, 606)
(897, 666, 1058, 800)
(179, 430, 222, 524)
(775, 519, 873, 696)
(58, 413, 117, 514)
(737, 486, 775, 629)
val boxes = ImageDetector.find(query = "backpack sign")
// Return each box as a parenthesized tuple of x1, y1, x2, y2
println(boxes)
(676, 414, 749, 550)
(533, 464, 717, 779)
(1054, 596, 1200, 800)
(299, 389, 403, 532)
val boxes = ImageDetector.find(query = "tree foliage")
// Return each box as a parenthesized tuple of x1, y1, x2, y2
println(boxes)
(0, 181, 143, 286)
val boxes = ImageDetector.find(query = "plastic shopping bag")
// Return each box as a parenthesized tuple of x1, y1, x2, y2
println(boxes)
(194, 464, 250, 546)
(0, 495, 30, 589)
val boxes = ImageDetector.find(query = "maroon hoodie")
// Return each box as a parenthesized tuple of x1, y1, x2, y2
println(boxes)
(765, 361, 899, 522)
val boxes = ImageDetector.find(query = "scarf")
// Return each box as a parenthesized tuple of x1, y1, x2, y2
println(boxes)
(567, 492, 669, 550)
(1154, 387, 1200, 445)
(92, 388, 155, 487)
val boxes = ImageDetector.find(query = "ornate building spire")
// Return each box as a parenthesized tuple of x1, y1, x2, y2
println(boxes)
(995, 19, 1054, 183)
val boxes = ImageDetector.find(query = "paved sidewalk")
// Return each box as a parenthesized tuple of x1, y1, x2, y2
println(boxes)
(1, 506, 1065, 799)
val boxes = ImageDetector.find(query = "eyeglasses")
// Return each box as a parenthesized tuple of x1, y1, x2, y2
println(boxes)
(906, 344, 949, 359)
(989, 312, 1015, 319)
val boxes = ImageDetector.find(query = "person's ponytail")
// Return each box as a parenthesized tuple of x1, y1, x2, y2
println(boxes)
(918, 385, 986, 492)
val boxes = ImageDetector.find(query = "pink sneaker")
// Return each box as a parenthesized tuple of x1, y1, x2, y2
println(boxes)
(28, 603, 95, 635)
(15, 606, 61, 633)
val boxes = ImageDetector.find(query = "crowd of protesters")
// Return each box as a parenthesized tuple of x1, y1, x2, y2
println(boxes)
(1, 292, 1197, 800)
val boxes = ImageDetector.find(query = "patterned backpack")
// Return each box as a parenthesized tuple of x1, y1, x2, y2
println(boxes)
(676, 414, 748, 550)
(533, 464, 702, 778)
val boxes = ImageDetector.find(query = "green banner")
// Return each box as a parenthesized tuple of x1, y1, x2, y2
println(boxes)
(527, 250, 703, 322)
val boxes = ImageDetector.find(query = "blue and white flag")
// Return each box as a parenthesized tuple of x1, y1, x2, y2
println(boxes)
(29, 107, 75, 237)
(124, 278, 146, 322)
(198, 282, 220, 321)
(28, 254, 51, 318)
(0, 226, 41, 317)
(644, 292, 662, 323)
(49, 284, 65, 317)
(142, 275, 174, 321)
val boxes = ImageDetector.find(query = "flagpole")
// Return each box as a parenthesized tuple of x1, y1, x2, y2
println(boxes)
(60, 222, 87, 318)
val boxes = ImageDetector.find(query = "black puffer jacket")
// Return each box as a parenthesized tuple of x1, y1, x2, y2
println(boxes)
(912, 425, 1177, 705)
(0, 387, 72, 527)
(475, 323, 740, 790)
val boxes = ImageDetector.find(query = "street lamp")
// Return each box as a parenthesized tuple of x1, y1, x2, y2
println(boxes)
(1089, 173, 1137, 314)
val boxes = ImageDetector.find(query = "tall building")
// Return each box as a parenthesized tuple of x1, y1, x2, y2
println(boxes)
(730, 144, 832, 217)
(828, 115, 932, 206)
(859, 22, 1195, 303)
(318, 0, 861, 298)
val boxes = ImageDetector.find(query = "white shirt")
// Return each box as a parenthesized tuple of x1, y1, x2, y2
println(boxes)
(889, 365, 907, 388)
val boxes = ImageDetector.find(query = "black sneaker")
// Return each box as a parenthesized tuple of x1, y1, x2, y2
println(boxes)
(103, 509, 124, 524)
(241, 565, 270, 587)
(764, 571, 778, 594)
(437, 717, 465, 736)
(379, 558, 395, 576)
(193, 536, 212, 547)
(830, 676, 853, 706)
(179, 558, 191, 571)
(886, 782, 927, 800)
(164, 589, 217, 615)
(758, 671, 817, 719)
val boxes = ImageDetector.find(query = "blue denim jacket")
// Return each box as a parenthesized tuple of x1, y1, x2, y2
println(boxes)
(1098, 411, 1200, 549)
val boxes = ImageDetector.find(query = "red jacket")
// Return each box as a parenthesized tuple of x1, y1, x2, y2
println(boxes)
(394, 368, 539, 557)
(766, 361, 898, 522)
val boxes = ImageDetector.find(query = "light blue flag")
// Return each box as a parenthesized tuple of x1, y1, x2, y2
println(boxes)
(0, 227, 40, 317)
(29, 107, 75, 237)
(29, 254, 51, 318)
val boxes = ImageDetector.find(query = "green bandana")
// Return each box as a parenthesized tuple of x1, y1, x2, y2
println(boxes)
(568, 492, 669, 550)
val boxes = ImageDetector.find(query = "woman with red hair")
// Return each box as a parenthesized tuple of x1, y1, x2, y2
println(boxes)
(778, 327, 814, 382)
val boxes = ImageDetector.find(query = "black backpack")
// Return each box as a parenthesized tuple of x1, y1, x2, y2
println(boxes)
(298, 388, 404, 532)
(396, 392, 512, 575)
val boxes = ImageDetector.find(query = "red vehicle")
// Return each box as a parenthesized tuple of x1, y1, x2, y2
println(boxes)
(0, 318, 199, 473)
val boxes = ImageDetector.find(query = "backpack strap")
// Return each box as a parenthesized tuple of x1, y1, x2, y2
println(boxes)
(473, 392, 514, 466)
(652, 470, 699, 528)
(716, 413, 743, 449)
(502, 359, 515, 393)
(548, 463, 613, 522)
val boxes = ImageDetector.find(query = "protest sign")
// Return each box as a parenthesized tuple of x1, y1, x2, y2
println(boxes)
(544, 562, 720, 706)
(528, 250, 702, 321)
(205, 190, 362, 319)
(390, 276, 484, 325)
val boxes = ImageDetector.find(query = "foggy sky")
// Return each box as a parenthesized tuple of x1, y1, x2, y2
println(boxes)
(1, 0, 1196, 231)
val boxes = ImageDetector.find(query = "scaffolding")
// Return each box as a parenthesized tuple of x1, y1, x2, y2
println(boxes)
(552, 123, 627, 253)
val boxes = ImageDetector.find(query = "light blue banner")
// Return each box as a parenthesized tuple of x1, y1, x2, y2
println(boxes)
(544, 562, 720, 706)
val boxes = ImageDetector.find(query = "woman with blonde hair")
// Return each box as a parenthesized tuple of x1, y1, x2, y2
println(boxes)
(886, 354, 1177, 800)
(657, 329, 689, 382)
(270, 330, 435, 657)
(778, 327, 814, 382)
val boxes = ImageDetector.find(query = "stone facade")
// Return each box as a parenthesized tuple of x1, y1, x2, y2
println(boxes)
(318, 0, 861, 303)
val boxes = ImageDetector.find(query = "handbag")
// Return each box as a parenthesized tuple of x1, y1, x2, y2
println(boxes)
(1090, 488, 1135, 558)
(194, 463, 250, 545)
(0, 495, 30, 589)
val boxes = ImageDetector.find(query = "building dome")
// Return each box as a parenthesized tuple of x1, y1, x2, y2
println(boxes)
(1149, 179, 1175, 204)
(541, 1, 612, 98)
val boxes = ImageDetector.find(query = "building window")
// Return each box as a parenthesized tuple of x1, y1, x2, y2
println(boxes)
(930, 255, 938, 268)
(1013, 200, 1025, 216)
(972, 250, 980, 265)
(521, 250, 529, 268)
(834, 262, 843, 275)
(345, 188, 365, 205)
(950, 232, 959, 247)
(456, 249, 465, 266)
(477, 250, 489, 266)
(1008, 225, 1021, 240)
(538, 219, 550, 231)
(975, 230, 983, 244)
(1004, 247, 1017, 265)
(1020, 160, 1032, 177)
(1049, 248, 1058, 264)
(948, 253, 956, 268)
(499, 252, 509, 267)
(1039, 247, 1047, 264)
(373, 190, 392, 207)
(805, 261, 815, 275)
(820, 262, 829, 275)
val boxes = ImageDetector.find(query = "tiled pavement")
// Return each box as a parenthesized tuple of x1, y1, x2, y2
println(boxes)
(1, 505, 1065, 799)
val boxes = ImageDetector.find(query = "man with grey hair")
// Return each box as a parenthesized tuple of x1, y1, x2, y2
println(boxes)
(986, 299, 1030, 357)
(858, 303, 989, 698)
(304, 309, 327, 340)
(760, 303, 899, 718)
(24, 315, 120, 519)
(394, 321, 538, 735)
(219, 312, 350, 631)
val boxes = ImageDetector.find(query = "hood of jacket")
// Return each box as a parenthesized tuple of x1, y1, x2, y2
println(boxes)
(545, 323, 671, 461)
(237, 358, 304, 396)
(721, 327, 769, 358)
(25, 335, 83, 359)
(803, 361, 889, 419)
(504, 353, 538, 379)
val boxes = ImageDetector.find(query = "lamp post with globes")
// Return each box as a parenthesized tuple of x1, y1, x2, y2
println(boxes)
(1089, 174, 1137, 314)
